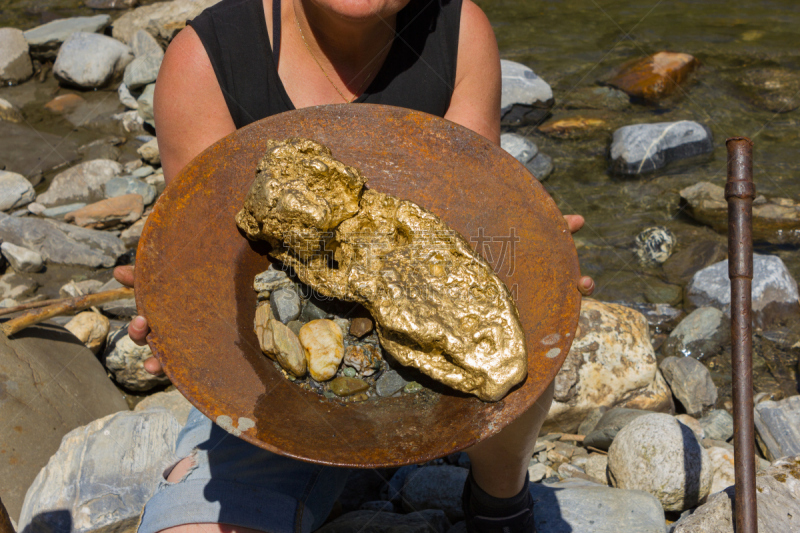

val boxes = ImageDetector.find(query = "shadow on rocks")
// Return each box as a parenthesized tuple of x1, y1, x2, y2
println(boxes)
(681, 421, 702, 509)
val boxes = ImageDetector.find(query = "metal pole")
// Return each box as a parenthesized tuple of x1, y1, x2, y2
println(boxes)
(725, 137, 758, 533)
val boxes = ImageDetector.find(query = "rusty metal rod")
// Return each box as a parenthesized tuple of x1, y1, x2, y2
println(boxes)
(725, 137, 758, 533)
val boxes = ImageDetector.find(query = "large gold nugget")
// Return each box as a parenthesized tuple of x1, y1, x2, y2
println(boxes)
(236, 138, 527, 401)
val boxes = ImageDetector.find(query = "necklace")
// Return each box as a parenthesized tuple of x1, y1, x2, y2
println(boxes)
(294, 13, 377, 103)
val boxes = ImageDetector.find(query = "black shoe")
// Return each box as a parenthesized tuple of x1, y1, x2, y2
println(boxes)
(462, 469, 537, 533)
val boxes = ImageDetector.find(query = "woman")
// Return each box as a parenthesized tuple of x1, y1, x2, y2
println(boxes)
(116, 1, 595, 532)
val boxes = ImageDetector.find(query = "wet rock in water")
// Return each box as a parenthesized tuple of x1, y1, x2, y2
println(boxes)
(0, 121, 80, 182)
(0, 28, 33, 84)
(38, 159, 123, 207)
(610, 120, 713, 175)
(105, 175, 157, 205)
(623, 302, 684, 333)
(134, 388, 193, 425)
(53, 32, 134, 89)
(349, 317, 373, 338)
(86, 0, 138, 9)
(543, 299, 672, 434)
(317, 510, 451, 533)
(112, 0, 223, 44)
(0, 212, 126, 268)
(0, 171, 34, 212)
(583, 454, 609, 484)
(299, 319, 344, 381)
(706, 446, 735, 495)
(644, 281, 682, 306)
(64, 193, 144, 229)
(0, 242, 44, 273)
(500, 133, 538, 163)
(137, 83, 155, 126)
(376, 369, 409, 397)
(270, 286, 301, 323)
(687, 255, 799, 328)
(538, 115, 609, 139)
(330, 376, 369, 397)
(660, 356, 717, 416)
(663, 307, 728, 360)
(583, 408, 654, 451)
(607, 52, 698, 101)
(753, 395, 800, 461)
(634, 226, 676, 266)
(60, 278, 104, 298)
(137, 137, 160, 165)
(529, 478, 666, 533)
(17, 409, 181, 533)
(0, 271, 37, 300)
(735, 67, 800, 113)
(65, 311, 110, 354)
(609, 413, 712, 512)
(402, 466, 467, 521)
(526, 152, 553, 181)
(563, 85, 631, 110)
(699, 410, 733, 442)
(670, 455, 800, 533)
(344, 344, 381, 376)
(500, 59, 554, 126)
(22, 15, 111, 60)
(123, 30, 163, 90)
(680, 181, 800, 245)
(269, 319, 307, 377)
(0, 97, 23, 123)
(104, 329, 171, 390)
(0, 324, 128, 520)
(44, 93, 86, 115)
(662, 238, 727, 286)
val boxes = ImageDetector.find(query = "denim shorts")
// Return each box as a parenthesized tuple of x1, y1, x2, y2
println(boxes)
(137, 407, 352, 533)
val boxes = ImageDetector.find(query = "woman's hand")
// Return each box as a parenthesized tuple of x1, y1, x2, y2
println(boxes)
(112, 265, 165, 376)
(564, 214, 595, 296)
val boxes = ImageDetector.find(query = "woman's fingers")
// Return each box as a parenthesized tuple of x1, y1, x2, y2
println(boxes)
(563, 214, 585, 234)
(143, 356, 165, 376)
(113, 265, 135, 288)
(579, 276, 595, 296)
(128, 315, 150, 346)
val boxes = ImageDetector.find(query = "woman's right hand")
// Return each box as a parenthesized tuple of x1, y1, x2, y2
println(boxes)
(113, 265, 165, 376)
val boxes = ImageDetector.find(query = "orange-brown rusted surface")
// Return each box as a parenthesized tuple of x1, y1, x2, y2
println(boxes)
(135, 104, 581, 468)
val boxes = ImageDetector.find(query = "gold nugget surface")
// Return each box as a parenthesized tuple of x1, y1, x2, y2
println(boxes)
(236, 138, 527, 401)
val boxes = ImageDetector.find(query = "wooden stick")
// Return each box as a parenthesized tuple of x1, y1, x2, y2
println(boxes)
(0, 287, 134, 337)
(559, 433, 585, 442)
(587, 446, 608, 455)
(0, 296, 77, 317)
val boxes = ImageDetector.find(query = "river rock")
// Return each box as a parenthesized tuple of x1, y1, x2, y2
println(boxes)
(270, 286, 301, 323)
(87, 0, 138, 8)
(671, 455, 800, 533)
(686, 254, 799, 327)
(118, 81, 139, 109)
(330, 376, 369, 397)
(543, 299, 672, 433)
(680, 181, 800, 244)
(112, 0, 222, 44)
(563, 86, 631, 111)
(96, 278, 137, 316)
(0, 242, 43, 273)
(608, 413, 713, 511)
(134, 388, 193, 425)
(44, 93, 86, 115)
(0, 324, 128, 521)
(675, 414, 706, 441)
(500, 59, 554, 126)
(54, 32, 134, 89)
(0, 97, 23, 123)
(402, 466, 467, 522)
(376, 369, 409, 397)
(0, 121, 80, 181)
(0, 271, 37, 300)
(583, 454, 609, 484)
(112, 109, 145, 133)
(137, 137, 160, 164)
(269, 319, 307, 377)
(663, 307, 728, 359)
(41, 202, 86, 219)
(0, 28, 33, 84)
(120, 215, 147, 248)
(105, 175, 157, 205)
(60, 279, 103, 298)
(583, 408, 654, 451)
(23, 15, 111, 60)
(317, 510, 450, 533)
(538, 115, 609, 139)
(526, 152, 554, 181)
(607, 52, 698, 101)
(104, 329, 171, 390)
(130, 28, 162, 57)
(0, 171, 34, 212)
(37, 159, 123, 207)
(500, 133, 538, 163)
(123, 53, 162, 90)
(137, 83, 155, 127)
(254, 264, 292, 293)
(64, 193, 144, 229)
(660, 356, 717, 415)
(706, 446, 736, 495)
(735, 67, 800, 113)
(529, 478, 666, 532)
(699, 410, 733, 442)
(65, 311, 110, 354)
(298, 319, 344, 381)
(662, 238, 727, 286)
(0, 212, 125, 267)
(633, 226, 676, 266)
(611, 120, 713, 175)
(17, 409, 182, 533)
(344, 344, 381, 376)
(753, 395, 800, 461)
(349, 317, 373, 338)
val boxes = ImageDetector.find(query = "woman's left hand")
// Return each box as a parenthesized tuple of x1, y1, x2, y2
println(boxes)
(564, 214, 595, 296)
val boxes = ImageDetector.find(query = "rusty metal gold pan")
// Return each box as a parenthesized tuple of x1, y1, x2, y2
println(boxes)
(135, 104, 581, 468)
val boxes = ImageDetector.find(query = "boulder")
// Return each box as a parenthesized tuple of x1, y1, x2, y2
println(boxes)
(699, 409, 733, 442)
(0, 242, 44, 273)
(608, 413, 713, 512)
(401, 466, 467, 522)
(64, 194, 144, 229)
(112, 0, 223, 44)
(17, 409, 182, 533)
(0, 171, 35, 212)
(543, 299, 672, 434)
(104, 328, 171, 390)
(37, 159, 123, 207)
(583, 454, 609, 485)
(663, 307, 728, 360)
(686, 254, 799, 328)
(0, 97, 23, 123)
(0, 28, 33, 84)
(316, 510, 451, 533)
(529, 478, 666, 533)
(753, 395, 800, 461)
(0, 121, 80, 181)
(659, 356, 717, 416)
(634, 226, 676, 266)
(607, 52, 698, 101)
(0, 212, 126, 268)
(137, 138, 160, 165)
(583, 408, 654, 451)
(65, 311, 110, 354)
(22, 15, 111, 60)
(53, 32, 134, 89)
(735, 67, 800, 113)
(0, 324, 127, 521)
(680, 181, 800, 245)
(134, 388, 193, 425)
(671, 455, 800, 532)
(706, 446, 736, 495)
(610, 120, 713, 175)
(500, 59, 554, 126)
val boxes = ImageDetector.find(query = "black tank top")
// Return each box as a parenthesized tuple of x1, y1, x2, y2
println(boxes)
(189, 0, 462, 129)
